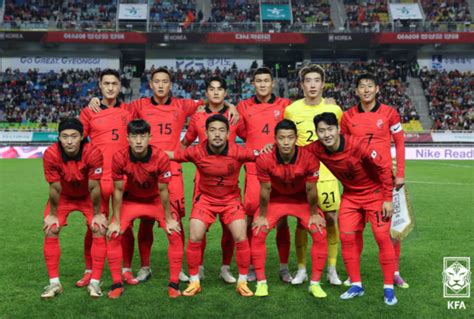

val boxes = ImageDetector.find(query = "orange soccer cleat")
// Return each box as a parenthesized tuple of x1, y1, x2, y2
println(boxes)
(107, 282, 124, 299)
(236, 281, 254, 297)
(182, 281, 201, 297)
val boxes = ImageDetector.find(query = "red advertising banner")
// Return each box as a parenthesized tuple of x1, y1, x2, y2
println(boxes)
(45, 32, 147, 44)
(206, 32, 307, 44)
(375, 32, 474, 44)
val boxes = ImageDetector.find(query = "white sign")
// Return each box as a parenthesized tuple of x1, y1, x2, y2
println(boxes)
(146, 58, 262, 71)
(391, 147, 474, 160)
(418, 56, 474, 72)
(431, 132, 474, 143)
(1, 56, 120, 72)
(118, 4, 148, 20)
(389, 3, 424, 20)
(391, 186, 414, 240)
(0, 132, 32, 142)
(443, 257, 471, 298)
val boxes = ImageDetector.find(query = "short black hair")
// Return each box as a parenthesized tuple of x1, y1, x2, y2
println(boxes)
(127, 119, 151, 135)
(313, 112, 339, 129)
(355, 72, 378, 87)
(58, 117, 84, 135)
(151, 67, 172, 81)
(100, 69, 121, 82)
(205, 114, 229, 131)
(252, 67, 273, 81)
(274, 119, 297, 136)
(205, 76, 227, 91)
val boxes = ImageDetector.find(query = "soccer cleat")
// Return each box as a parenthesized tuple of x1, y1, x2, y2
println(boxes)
(308, 283, 327, 298)
(122, 271, 139, 285)
(340, 285, 365, 300)
(168, 282, 181, 299)
(183, 281, 201, 296)
(236, 281, 254, 297)
(75, 272, 92, 287)
(279, 268, 293, 283)
(136, 267, 152, 282)
(291, 269, 308, 285)
(107, 282, 124, 299)
(384, 288, 398, 305)
(199, 265, 205, 280)
(247, 268, 256, 282)
(179, 271, 190, 282)
(327, 268, 342, 285)
(255, 282, 269, 297)
(343, 277, 351, 287)
(87, 282, 103, 298)
(220, 267, 237, 284)
(394, 275, 409, 289)
(41, 283, 63, 299)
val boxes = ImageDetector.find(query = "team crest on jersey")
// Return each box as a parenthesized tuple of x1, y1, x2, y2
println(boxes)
(376, 119, 384, 129)
(163, 171, 172, 178)
(274, 110, 281, 119)
(94, 167, 103, 175)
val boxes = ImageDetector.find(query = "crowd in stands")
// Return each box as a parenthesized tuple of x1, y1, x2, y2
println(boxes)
(419, 68, 474, 130)
(150, 0, 199, 30)
(0, 68, 131, 126)
(343, 0, 388, 32)
(4, 0, 117, 30)
(287, 60, 418, 123)
(421, 0, 471, 23)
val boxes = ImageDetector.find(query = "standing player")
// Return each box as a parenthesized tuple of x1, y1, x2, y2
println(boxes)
(237, 67, 293, 282)
(284, 64, 343, 285)
(79, 69, 138, 286)
(106, 119, 183, 299)
(41, 118, 107, 298)
(166, 114, 256, 297)
(307, 112, 397, 305)
(181, 76, 245, 283)
(251, 119, 328, 298)
(340, 73, 407, 288)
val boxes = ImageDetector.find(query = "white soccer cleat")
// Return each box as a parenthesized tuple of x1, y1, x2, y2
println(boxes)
(291, 269, 308, 285)
(87, 281, 103, 298)
(136, 267, 152, 282)
(327, 268, 342, 285)
(220, 266, 237, 284)
(199, 265, 205, 280)
(41, 283, 63, 299)
(279, 268, 293, 283)
(179, 271, 190, 282)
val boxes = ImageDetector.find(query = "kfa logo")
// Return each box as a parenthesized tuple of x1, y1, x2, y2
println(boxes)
(443, 257, 471, 310)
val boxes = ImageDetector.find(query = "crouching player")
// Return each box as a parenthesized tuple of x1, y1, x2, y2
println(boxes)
(307, 113, 397, 305)
(166, 114, 257, 297)
(251, 119, 328, 298)
(106, 119, 183, 299)
(41, 118, 107, 298)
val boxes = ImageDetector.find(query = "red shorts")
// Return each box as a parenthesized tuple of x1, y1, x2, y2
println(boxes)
(338, 196, 391, 233)
(119, 198, 178, 232)
(100, 179, 114, 217)
(254, 200, 325, 232)
(191, 197, 245, 229)
(243, 173, 260, 217)
(169, 171, 185, 218)
(43, 197, 94, 227)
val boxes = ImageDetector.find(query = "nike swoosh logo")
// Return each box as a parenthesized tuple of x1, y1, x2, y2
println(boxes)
(296, 121, 304, 125)
(392, 125, 401, 130)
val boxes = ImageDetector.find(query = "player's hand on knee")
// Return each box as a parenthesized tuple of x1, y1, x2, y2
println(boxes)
(165, 218, 181, 235)
(43, 214, 60, 235)
(382, 201, 394, 221)
(107, 220, 121, 239)
(394, 177, 405, 191)
(88, 97, 101, 113)
(309, 214, 326, 234)
(252, 215, 269, 235)
(91, 214, 108, 235)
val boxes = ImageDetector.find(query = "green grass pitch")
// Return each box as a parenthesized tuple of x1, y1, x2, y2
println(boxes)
(0, 159, 473, 318)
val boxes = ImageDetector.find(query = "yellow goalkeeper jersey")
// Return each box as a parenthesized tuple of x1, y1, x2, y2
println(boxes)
(284, 98, 343, 180)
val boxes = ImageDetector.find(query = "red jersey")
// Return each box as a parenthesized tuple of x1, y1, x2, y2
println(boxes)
(112, 145, 172, 201)
(183, 105, 245, 145)
(128, 96, 202, 151)
(174, 141, 257, 205)
(79, 100, 133, 179)
(237, 95, 292, 174)
(43, 142, 103, 199)
(256, 146, 320, 202)
(305, 135, 394, 202)
(340, 102, 405, 178)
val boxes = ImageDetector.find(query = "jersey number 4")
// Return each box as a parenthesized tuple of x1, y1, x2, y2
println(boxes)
(261, 124, 269, 135)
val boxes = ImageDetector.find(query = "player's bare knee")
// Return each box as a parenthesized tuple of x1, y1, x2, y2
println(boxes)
(45, 227, 60, 237)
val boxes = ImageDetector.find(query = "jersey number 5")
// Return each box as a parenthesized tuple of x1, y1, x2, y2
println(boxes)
(111, 129, 119, 141)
